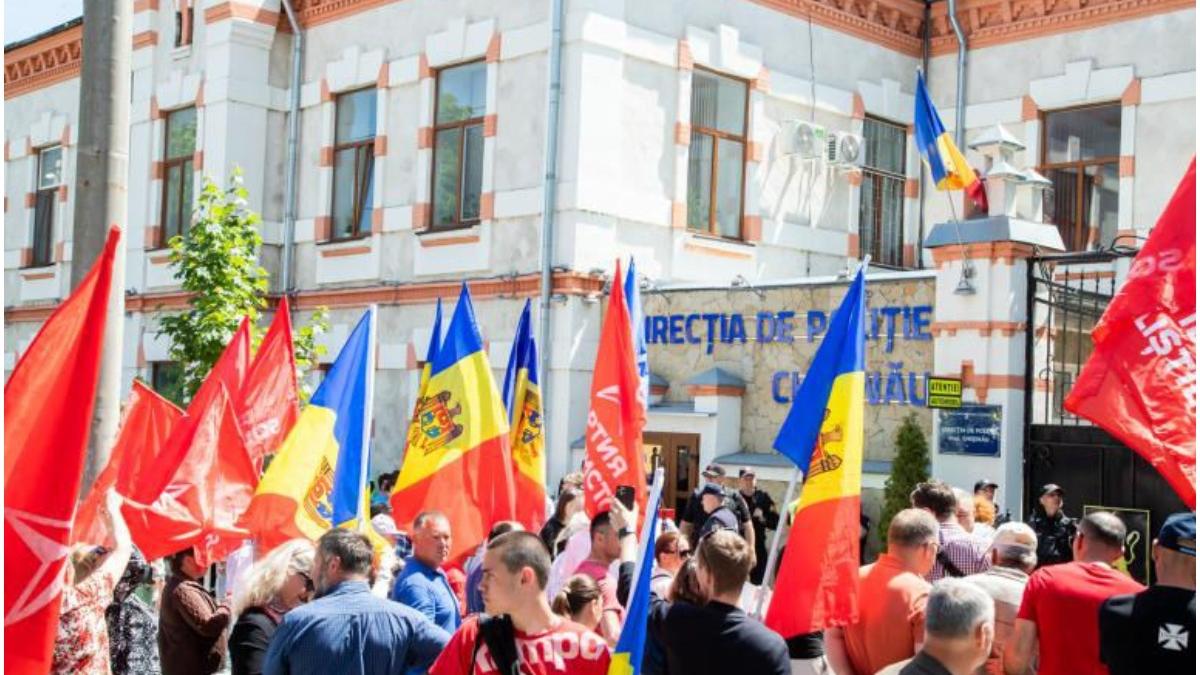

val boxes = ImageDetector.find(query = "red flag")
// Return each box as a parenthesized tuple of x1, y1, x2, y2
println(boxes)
(1065, 158, 1197, 507)
(71, 381, 182, 547)
(241, 298, 299, 471)
(128, 320, 250, 505)
(123, 384, 258, 566)
(582, 261, 648, 519)
(4, 227, 119, 675)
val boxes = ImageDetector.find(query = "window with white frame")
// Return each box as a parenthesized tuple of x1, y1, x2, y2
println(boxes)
(859, 116, 907, 267)
(330, 88, 377, 241)
(686, 69, 748, 240)
(30, 145, 63, 267)
(431, 61, 486, 230)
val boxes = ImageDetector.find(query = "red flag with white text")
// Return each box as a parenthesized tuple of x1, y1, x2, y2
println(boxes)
(1064, 157, 1196, 508)
(72, 380, 183, 547)
(582, 261, 648, 520)
(240, 298, 299, 472)
(4, 227, 119, 675)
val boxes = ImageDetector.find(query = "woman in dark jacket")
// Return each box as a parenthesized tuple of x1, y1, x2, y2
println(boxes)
(539, 487, 582, 555)
(229, 540, 314, 675)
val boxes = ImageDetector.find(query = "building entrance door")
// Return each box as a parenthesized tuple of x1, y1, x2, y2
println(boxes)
(644, 432, 700, 519)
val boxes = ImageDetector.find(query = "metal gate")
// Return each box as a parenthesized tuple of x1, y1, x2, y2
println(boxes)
(1023, 249, 1187, 561)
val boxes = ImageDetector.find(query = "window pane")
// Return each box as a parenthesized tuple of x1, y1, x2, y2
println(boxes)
(863, 118, 905, 175)
(180, 160, 194, 237)
(32, 190, 54, 266)
(335, 89, 377, 144)
(1044, 105, 1121, 163)
(433, 128, 463, 227)
(331, 148, 357, 238)
(38, 146, 63, 188)
(687, 132, 714, 231)
(436, 62, 487, 124)
(460, 124, 484, 221)
(880, 176, 904, 265)
(1084, 163, 1119, 249)
(691, 71, 746, 136)
(355, 147, 375, 234)
(164, 164, 183, 240)
(715, 138, 744, 238)
(166, 107, 197, 160)
(1045, 166, 1082, 250)
(859, 177, 877, 256)
(152, 364, 186, 406)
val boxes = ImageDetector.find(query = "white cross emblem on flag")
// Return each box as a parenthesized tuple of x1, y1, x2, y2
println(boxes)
(1159, 623, 1189, 651)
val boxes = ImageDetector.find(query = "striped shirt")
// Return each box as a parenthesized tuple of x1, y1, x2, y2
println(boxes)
(927, 521, 991, 582)
(263, 580, 448, 675)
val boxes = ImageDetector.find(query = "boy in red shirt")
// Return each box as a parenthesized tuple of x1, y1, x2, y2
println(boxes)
(1005, 511, 1144, 675)
(430, 531, 611, 675)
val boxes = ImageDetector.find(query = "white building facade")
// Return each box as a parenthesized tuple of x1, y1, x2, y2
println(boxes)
(5, 0, 1195, 512)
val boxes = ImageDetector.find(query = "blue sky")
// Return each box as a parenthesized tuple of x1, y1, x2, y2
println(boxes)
(6, 1, 82, 45)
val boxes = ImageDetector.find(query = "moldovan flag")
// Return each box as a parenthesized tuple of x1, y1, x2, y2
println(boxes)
(391, 284, 515, 562)
(240, 297, 300, 472)
(5, 226, 119, 675)
(582, 261, 648, 519)
(1065, 158, 1197, 508)
(914, 71, 987, 212)
(240, 308, 376, 553)
(609, 471, 664, 675)
(502, 299, 547, 530)
(72, 381, 183, 547)
(765, 266, 866, 638)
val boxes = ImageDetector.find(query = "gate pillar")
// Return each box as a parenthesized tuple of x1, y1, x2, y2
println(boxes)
(924, 214, 1063, 519)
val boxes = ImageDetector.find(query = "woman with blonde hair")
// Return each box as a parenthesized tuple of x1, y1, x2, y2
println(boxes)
(974, 495, 998, 540)
(229, 540, 315, 675)
(551, 574, 605, 635)
(52, 489, 134, 675)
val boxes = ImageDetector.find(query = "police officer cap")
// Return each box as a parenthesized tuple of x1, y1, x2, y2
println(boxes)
(1039, 483, 1064, 497)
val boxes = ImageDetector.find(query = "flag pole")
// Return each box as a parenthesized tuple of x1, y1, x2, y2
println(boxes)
(356, 305, 378, 527)
(626, 467, 666, 614)
(752, 254, 871, 620)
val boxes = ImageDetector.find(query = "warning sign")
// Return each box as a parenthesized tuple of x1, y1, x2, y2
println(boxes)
(926, 378, 962, 409)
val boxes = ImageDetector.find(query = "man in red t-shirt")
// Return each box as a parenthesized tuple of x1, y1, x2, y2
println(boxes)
(430, 531, 611, 675)
(1005, 511, 1144, 675)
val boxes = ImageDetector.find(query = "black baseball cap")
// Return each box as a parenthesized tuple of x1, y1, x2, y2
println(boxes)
(700, 483, 724, 497)
(1039, 483, 1064, 497)
(1158, 512, 1196, 556)
(974, 479, 999, 492)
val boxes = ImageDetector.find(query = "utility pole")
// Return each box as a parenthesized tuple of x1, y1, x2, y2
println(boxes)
(72, 0, 131, 490)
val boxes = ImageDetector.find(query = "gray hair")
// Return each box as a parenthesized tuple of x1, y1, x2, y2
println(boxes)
(953, 488, 974, 514)
(1080, 511, 1126, 551)
(413, 510, 449, 531)
(926, 578, 995, 639)
(233, 539, 314, 616)
(888, 508, 940, 548)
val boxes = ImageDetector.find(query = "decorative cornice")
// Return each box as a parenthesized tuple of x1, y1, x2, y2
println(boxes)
(751, 0, 925, 56)
(926, 0, 1194, 55)
(4, 23, 83, 100)
(276, 0, 399, 31)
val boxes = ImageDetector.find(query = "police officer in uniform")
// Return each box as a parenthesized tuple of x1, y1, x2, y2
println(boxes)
(737, 467, 779, 585)
(1027, 483, 1076, 568)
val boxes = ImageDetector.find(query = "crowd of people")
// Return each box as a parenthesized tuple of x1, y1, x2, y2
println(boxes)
(50, 471, 1194, 675)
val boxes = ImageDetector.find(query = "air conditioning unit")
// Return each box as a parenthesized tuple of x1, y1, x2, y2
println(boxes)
(781, 120, 826, 160)
(826, 131, 864, 168)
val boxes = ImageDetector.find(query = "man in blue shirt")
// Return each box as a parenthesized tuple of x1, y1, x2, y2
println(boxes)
(391, 510, 462, 633)
(264, 528, 448, 675)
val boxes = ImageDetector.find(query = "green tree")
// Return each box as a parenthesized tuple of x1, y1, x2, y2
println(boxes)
(158, 169, 327, 403)
(878, 413, 931, 545)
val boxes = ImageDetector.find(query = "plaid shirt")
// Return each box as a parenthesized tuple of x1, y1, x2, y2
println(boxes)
(927, 521, 991, 582)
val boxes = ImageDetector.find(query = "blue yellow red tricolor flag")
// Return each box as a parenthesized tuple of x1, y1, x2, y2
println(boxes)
(609, 469, 664, 675)
(501, 299, 547, 530)
(914, 71, 987, 212)
(764, 267, 866, 638)
(238, 308, 376, 553)
(391, 284, 515, 562)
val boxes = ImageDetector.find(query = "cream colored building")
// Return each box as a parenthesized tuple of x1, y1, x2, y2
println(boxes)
(5, 0, 1194, 514)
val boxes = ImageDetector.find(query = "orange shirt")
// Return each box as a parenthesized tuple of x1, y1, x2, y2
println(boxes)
(842, 553, 931, 675)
